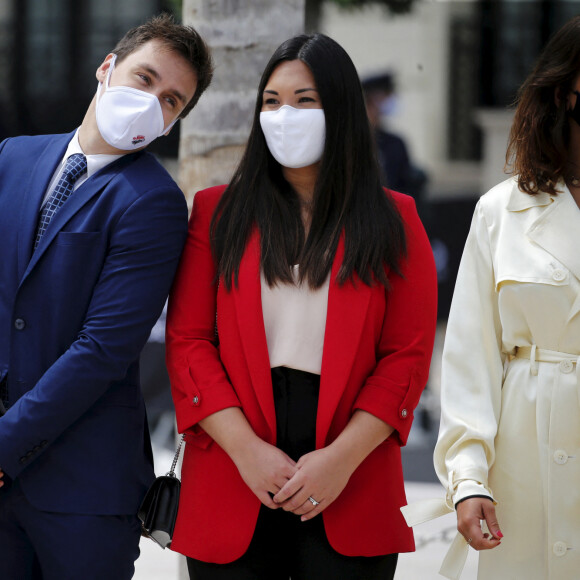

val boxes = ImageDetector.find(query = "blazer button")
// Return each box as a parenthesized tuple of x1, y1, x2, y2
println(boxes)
(401, 409, 408, 418)
(192, 396, 199, 405)
(14, 318, 26, 330)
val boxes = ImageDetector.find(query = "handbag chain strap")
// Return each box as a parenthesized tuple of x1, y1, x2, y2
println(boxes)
(167, 434, 185, 478)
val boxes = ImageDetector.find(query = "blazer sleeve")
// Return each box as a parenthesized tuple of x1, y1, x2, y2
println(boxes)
(0, 184, 188, 479)
(165, 187, 241, 438)
(353, 193, 438, 445)
(433, 200, 503, 504)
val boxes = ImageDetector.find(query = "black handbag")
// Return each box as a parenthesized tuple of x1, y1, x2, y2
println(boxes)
(138, 434, 185, 549)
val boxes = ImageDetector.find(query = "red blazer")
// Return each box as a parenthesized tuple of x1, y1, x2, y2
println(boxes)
(166, 185, 437, 562)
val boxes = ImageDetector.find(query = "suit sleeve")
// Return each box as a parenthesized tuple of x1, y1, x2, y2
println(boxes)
(433, 200, 503, 504)
(0, 184, 188, 478)
(166, 188, 241, 438)
(353, 194, 438, 445)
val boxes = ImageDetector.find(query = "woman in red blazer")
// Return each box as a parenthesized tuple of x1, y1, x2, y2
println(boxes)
(166, 33, 437, 580)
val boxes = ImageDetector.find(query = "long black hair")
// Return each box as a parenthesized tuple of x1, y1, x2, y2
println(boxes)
(211, 33, 406, 290)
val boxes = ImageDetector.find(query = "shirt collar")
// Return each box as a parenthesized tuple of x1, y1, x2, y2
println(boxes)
(64, 129, 124, 179)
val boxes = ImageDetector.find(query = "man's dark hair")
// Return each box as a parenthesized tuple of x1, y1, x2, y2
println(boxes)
(113, 13, 213, 117)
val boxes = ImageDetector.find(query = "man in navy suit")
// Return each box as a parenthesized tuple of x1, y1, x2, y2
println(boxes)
(0, 14, 212, 579)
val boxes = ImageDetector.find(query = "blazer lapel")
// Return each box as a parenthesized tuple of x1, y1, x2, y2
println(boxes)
(22, 154, 137, 282)
(17, 133, 72, 279)
(317, 236, 372, 447)
(232, 229, 277, 440)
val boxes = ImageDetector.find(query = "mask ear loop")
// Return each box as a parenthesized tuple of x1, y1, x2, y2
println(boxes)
(162, 116, 179, 135)
(96, 53, 117, 99)
(105, 54, 117, 90)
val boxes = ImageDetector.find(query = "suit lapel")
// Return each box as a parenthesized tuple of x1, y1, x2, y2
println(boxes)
(317, 236, 372, 447)
(22, 154, 137, 282)
(232, 229, 277, 440)
(17, 133, 72, 279)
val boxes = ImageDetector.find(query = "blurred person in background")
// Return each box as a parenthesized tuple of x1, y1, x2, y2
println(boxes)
(406, 14, 580, 580)
(362, 73, 428, 219)
(0, 14, 212, 579)
(166, 32, 437, 580)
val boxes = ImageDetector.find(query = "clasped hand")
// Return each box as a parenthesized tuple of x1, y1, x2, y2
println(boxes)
(235, 440, 352, 521)
(273, 446, 353, 522)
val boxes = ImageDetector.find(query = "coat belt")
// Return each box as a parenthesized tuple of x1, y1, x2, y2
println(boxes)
(513, 345, 580, 385)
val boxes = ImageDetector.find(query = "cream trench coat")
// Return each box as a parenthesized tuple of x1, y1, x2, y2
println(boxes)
(403, 177, 580, 580)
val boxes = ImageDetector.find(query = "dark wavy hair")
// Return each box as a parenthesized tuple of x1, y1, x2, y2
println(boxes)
(507, 15, 580, 195)
(211, 33, 406, 291)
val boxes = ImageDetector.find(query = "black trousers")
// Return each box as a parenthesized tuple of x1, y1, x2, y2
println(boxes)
(187, 367, 398, 580)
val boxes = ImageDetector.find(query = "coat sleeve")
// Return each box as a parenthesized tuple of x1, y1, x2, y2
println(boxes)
(434, 200, 504, 504)
(353, 193, 438, 445)
(0, 184, 188, 478)
(165, 188, 241, 438)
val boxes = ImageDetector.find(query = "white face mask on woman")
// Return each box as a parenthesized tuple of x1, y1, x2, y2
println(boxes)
(260, 105, 326, 169)
(95, 54, 176, 150)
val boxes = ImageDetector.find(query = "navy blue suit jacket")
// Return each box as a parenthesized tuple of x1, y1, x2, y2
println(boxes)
(0, 132, 188, 514)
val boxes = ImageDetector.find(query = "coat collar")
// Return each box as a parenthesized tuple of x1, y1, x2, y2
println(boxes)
(231, 231, 373, 445)
(505, 179, 554, 212)
(523, 181, 580, 284)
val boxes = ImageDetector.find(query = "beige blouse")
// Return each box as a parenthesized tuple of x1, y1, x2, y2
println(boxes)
(260, 266, 329, 375)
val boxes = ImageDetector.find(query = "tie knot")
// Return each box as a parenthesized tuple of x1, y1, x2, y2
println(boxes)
(63, 153, 87, 184)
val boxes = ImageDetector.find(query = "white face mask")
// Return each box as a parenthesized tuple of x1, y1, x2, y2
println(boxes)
(95, 54, 176, 150)
(259, 105, 325, 169)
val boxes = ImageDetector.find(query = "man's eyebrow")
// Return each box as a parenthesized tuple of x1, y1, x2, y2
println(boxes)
(139, 63, 188, 105)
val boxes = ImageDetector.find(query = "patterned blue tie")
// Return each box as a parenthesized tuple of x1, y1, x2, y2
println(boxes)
(34, 153, 87, 250)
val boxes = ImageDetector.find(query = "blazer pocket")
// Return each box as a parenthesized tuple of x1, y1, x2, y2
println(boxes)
(55, 231, 102, 246)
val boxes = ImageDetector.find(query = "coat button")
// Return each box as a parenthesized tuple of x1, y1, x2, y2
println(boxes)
(559, 360, 574, 374)
(401, 409, 408, 418)
(192, 396, 199, 405)
(14, 318, 26, 330)
(553, 541, 567, 556)
(552, 269, 566, 282)
(553, 449, 568, 465)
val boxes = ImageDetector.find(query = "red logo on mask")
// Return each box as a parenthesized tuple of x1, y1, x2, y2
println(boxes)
(132, 135, 146, 145)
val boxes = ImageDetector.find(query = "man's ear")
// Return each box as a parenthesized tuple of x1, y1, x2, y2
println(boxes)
(95, 53, 115, 83)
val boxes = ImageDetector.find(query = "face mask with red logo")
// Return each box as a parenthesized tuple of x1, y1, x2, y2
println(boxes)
(95, 54, 176, 151)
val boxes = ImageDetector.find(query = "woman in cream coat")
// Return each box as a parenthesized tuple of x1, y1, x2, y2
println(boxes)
(408, 16, 580, 580)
